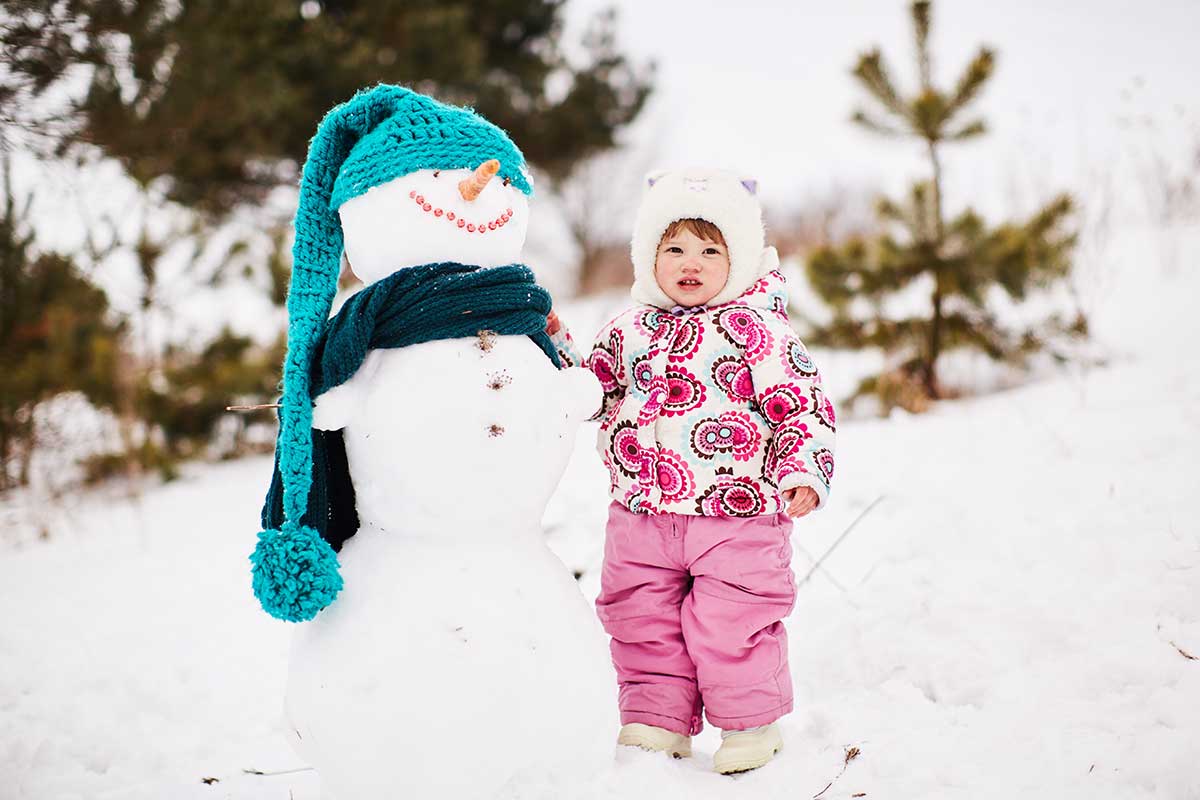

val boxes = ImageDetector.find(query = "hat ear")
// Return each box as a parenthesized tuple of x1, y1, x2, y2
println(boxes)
(739, 178, 758, 196)
(645, 169, 669, 189)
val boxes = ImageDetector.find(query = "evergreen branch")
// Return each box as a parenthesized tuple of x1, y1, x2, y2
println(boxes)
(938, 310, 1016, 361)
(947, 47, 995, 115)
(912, 1, 933, 90)
(983, 193, 1076, 299)
(946, 119, 986, 141)
(874, 195, 907, 225)
(806, 239, 873, 308)
(851, 48, 912, 122)
(850, 109, 906, 138)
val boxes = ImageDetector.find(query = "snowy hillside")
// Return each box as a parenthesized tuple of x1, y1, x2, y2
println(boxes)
(1, 224, 1198, 799)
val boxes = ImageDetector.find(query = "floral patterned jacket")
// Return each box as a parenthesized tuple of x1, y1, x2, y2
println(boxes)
(582, 271, 836, 517)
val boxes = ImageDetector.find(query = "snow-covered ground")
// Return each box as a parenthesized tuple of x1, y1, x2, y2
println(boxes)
(2, 224, 1198, 799)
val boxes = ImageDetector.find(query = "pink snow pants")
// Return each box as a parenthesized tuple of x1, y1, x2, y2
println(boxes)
(595, 502, 796, 736)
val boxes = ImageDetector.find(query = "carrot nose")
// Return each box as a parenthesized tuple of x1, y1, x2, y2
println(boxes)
(459, 159, 500, 202)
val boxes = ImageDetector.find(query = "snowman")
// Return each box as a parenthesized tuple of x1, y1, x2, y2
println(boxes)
(250, 85, 614, 797)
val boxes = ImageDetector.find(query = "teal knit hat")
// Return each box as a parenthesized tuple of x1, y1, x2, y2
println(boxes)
(251, 84, 533, 622)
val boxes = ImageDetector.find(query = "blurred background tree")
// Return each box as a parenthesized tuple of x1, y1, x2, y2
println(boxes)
(0, 154, 124, 488)
(2, 0, 653, 215)
(805, 0, 1084, 412)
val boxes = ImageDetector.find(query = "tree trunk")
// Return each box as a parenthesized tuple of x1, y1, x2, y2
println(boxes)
(925, 138, 946, 399)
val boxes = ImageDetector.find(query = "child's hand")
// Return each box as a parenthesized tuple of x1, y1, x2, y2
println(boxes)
(546, 310, 561, 336)
(782, 486, 818, 518)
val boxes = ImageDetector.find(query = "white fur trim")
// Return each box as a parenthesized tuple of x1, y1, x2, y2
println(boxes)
(777, 472, 829, 510)
(630, 168, 773, 309)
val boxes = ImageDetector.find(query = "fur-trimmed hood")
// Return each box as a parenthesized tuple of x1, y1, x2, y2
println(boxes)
(630, 167, 779, 310)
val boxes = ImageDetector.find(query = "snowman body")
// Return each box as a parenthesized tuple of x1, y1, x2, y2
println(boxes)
(282, 168, 614, 797)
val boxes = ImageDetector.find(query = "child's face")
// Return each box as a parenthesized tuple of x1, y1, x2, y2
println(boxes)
(654, 228, 730, 307)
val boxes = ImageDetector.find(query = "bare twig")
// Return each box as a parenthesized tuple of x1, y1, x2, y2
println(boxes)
(798, 496, 886, 589)
(242, 766, 315, 777)
(1170, 641, 1198, 661)
(226, 403, 281, 412)
(792, 540, 848, 593)
(813, 746, 861, 798)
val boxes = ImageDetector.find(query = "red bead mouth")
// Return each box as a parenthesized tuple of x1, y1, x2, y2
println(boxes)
(409, 190, 513, 234)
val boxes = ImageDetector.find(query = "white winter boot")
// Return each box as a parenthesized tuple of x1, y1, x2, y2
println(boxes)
(713, 723, 783, 774)
(616, 723, 692, 758)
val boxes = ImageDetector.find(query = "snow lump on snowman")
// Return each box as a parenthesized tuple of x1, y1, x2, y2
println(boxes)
(251, 85, 613, 798)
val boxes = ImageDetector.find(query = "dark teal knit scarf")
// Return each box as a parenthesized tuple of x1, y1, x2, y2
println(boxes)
(261, 262, 561, 549)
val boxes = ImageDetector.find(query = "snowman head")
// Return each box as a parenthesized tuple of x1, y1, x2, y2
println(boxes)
(325, 88, 534, 283)
(340, 160, 531, 283)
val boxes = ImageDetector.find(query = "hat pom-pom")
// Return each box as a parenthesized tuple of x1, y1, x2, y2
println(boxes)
(251, 525, 344, 622)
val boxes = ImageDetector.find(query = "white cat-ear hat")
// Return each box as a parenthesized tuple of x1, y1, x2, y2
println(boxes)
(630, 167, 779, 309)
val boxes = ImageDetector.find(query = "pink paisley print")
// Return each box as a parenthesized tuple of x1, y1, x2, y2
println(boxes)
(813, 448, 835, 481)
(623, 483, 654, 515)
(689, 412, 763, 462)
(631, 353, 655, 393)
(632, 308, 668, 340)
(638, 378, 669, 425)
(811, 385, 836, 431)
(662, 367, 707, 417)
(710, 355, 756, 403)
(589, 346, 619, 394)
(759, 384, 809, 425)
(775, 460, 808, 487)
(655, 448, 697, 504)
(768, 292, 788, 319)
(782, 339, 819, 380)
(695, 474, 767, 517)
(764, 423, 813, 482)
(607, 328, 626, 383)
(610, 422, 645, 479)
(669, 317, 704, 362)
(714, 308, 774, 364)
(747, 271, 783, 296)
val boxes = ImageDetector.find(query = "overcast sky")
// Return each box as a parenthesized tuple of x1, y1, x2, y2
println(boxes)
(562, 0, 1200, 220)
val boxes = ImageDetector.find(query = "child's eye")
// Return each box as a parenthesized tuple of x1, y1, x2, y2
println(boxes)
(703, 248, 720, 255)
(665, 246, 683, 254)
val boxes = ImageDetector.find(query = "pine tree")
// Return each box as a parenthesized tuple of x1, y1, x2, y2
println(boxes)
(0, 155, 125, 488)
(1, 0, 654, 216)
(806, 1, 1083, 411)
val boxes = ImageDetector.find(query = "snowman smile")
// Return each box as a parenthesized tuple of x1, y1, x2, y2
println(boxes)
(409, 190, 513, 235)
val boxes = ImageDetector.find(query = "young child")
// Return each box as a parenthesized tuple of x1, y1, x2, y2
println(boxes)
(584, 168, 836, 774)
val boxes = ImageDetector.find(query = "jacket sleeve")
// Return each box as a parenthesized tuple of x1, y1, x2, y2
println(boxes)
(583, 314, 629, 423)
(746, 311, 837, 508)
(547, 321, 583, 368)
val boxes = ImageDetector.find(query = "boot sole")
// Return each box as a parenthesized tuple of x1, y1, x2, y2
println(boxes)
(617, 733, 692, 759)
(714, 742, 782, 774)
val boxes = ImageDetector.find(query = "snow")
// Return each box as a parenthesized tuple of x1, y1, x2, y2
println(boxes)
(3, 221, 1199, 797)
